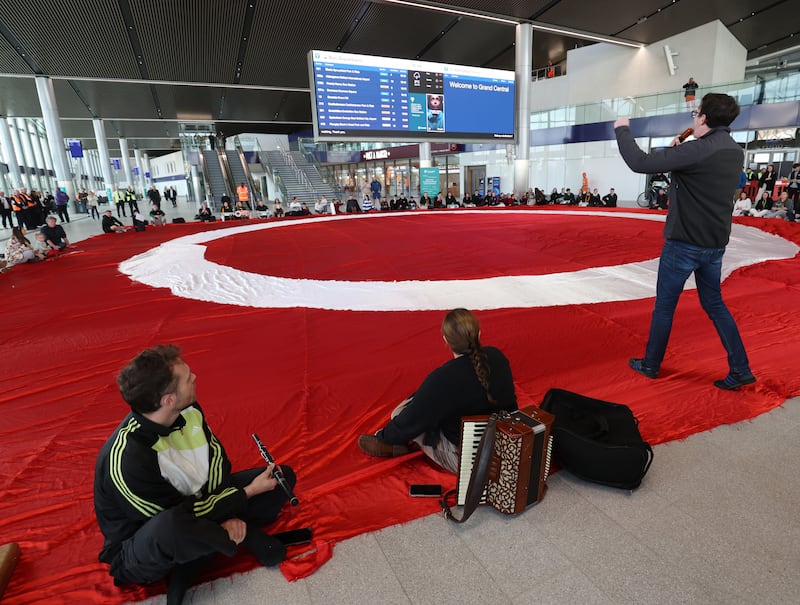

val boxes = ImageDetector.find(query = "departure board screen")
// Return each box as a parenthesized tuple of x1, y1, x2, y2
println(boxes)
(308, 50, 516, 143)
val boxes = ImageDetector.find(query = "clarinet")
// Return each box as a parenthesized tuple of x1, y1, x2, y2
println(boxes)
(251, 433, 299, 506)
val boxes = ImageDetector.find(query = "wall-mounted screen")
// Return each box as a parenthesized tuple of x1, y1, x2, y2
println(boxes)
(308, 50, 515, 143)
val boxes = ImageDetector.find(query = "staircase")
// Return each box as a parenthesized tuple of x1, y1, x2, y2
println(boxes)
(289, 151, 336, 200)
(225, 149, 251, 196)
(264, 150, 335, 205)
(201, 149, 230, 207)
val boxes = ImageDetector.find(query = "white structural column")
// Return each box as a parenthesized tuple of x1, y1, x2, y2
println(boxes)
(133, 148, 146, 194)
(31, 123, 51, 191)
(119, 138, 133, 187)
(39, 123, 57, 192)
(514, 23, 532, 196)
(17, 118, 44, 191)
(418, 142, 432, 168)
(190, 164, 201, 205)
(0, 116, 23, 189)
(93, 119, 115, 199)
(35, 76, 75, 199)
(8, 118, 31, 190)
(143, 153, 152, 188)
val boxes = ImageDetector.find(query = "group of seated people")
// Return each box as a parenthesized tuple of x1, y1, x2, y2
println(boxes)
(102, 204, 168, 233)
(338, 186, 619, 211)
(733, 190, 796, 221)
(2, 216, 71, 272)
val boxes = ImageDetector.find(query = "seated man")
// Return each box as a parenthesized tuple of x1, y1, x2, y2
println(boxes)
(254, 199, 270, 217)
(285, 197, 303, 216)
(132, 212, 148, 232)
(602, 188, 618, 207)
(102, 210, 128, 233)
(149, 204, 167, 226)
(651, 188, 669, 210)
(94, 345, 296, 604)
(40, 216, 69, 251)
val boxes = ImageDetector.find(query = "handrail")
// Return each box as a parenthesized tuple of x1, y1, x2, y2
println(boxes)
(530, 72, 800, 129)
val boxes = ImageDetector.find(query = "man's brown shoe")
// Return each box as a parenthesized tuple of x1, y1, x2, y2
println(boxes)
(358, 434, 410, 457)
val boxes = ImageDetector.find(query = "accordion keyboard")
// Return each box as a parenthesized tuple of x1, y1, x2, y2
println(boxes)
(457, 419, 489, 506)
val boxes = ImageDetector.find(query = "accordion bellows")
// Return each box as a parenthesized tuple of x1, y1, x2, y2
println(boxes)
(457, 406, 554, 515)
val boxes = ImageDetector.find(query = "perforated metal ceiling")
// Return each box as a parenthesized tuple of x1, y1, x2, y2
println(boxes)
(0, 0, 796, 153)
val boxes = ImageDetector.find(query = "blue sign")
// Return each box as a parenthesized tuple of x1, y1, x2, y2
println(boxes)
(112, 158, 121, 170)
(491, 176, 501, 196)
(68, 140, 83, 158)
(133, 166, 140, 176)
(145, 171, 150, 179)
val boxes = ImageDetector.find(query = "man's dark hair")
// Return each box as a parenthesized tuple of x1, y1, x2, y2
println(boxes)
(699, 93, 740, 128)
(117, 344, 181, 414)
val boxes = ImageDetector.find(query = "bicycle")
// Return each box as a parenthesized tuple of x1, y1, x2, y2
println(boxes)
(637, 182, 670, 208)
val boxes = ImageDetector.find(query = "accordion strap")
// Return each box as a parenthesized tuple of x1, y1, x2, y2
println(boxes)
(441, 413, 499, 523)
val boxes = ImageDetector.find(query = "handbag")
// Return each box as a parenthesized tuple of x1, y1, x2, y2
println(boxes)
(540, 388, 653, 490)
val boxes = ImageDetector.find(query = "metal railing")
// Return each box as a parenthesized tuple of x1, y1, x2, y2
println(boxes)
(530, 72, 800, 129)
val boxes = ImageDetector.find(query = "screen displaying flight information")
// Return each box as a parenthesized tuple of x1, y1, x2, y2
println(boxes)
(308, 50, 516, 143)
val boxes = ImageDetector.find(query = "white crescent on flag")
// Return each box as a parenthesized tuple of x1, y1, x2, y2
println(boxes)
(118, 210, 799, 311)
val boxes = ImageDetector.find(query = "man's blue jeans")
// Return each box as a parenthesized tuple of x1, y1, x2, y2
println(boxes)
(644, 239, 750, 374)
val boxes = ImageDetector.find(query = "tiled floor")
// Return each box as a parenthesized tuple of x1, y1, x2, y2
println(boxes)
(6, 204, 796, 604)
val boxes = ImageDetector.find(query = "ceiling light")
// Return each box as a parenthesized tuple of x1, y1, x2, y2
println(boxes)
(382, 0, 519, 25)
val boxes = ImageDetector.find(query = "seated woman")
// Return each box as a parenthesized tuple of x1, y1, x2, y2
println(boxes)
(357, 308, 518, 472)
(273, 198, 284, 217)
(235, 201, 250, 218)
(732, 191, 752, 217)
(197, 202, 215, 222)
(5, 227, 42, 266)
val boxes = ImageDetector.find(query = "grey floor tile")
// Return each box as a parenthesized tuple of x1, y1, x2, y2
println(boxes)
(374, 515, 513, 604)
(512, 566, 614, 605)
(304, 534, 409, 605)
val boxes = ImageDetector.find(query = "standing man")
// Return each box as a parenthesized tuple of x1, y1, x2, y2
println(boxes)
(236, 183, 250, 210)
(614, 93, 755, 390)
(0, 191, 13, 229)
(787, 162, 800, 207)
(114, 186, 127, 218)
(54, 188, 70, 223)
(94, 345, 296, 604)
(125, 186, 140, 214)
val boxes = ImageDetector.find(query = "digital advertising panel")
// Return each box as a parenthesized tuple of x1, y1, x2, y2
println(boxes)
(308, 50, 516, 143)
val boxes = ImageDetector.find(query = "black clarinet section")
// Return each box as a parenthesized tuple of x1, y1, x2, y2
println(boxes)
(251, 433, 299, 506)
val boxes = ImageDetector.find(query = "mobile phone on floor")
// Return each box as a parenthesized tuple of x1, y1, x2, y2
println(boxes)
(273, 527, 313, 546)
(409, 484, 442, 497)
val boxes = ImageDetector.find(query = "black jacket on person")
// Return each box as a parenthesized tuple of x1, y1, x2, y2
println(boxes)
(102, 214, 123, 233)
(376, 347, 517, 447)
(94, 403, 245, 565)
(602, 193, 618, 207)
(616, 125, 742, 248)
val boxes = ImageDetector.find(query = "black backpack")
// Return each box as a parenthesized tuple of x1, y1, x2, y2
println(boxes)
(540, 388, 653, 490)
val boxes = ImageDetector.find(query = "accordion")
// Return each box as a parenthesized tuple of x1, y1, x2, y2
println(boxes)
(457, 406, 554, 515)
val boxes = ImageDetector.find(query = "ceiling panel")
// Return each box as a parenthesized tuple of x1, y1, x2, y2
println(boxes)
(130, 0, 247, 83)
(0, 0, 140, 78)
(243, 0, 361, 88)
(345, 3, 456, 60)
(421, 18, 516, 67)
(0, 35, 32, 74)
